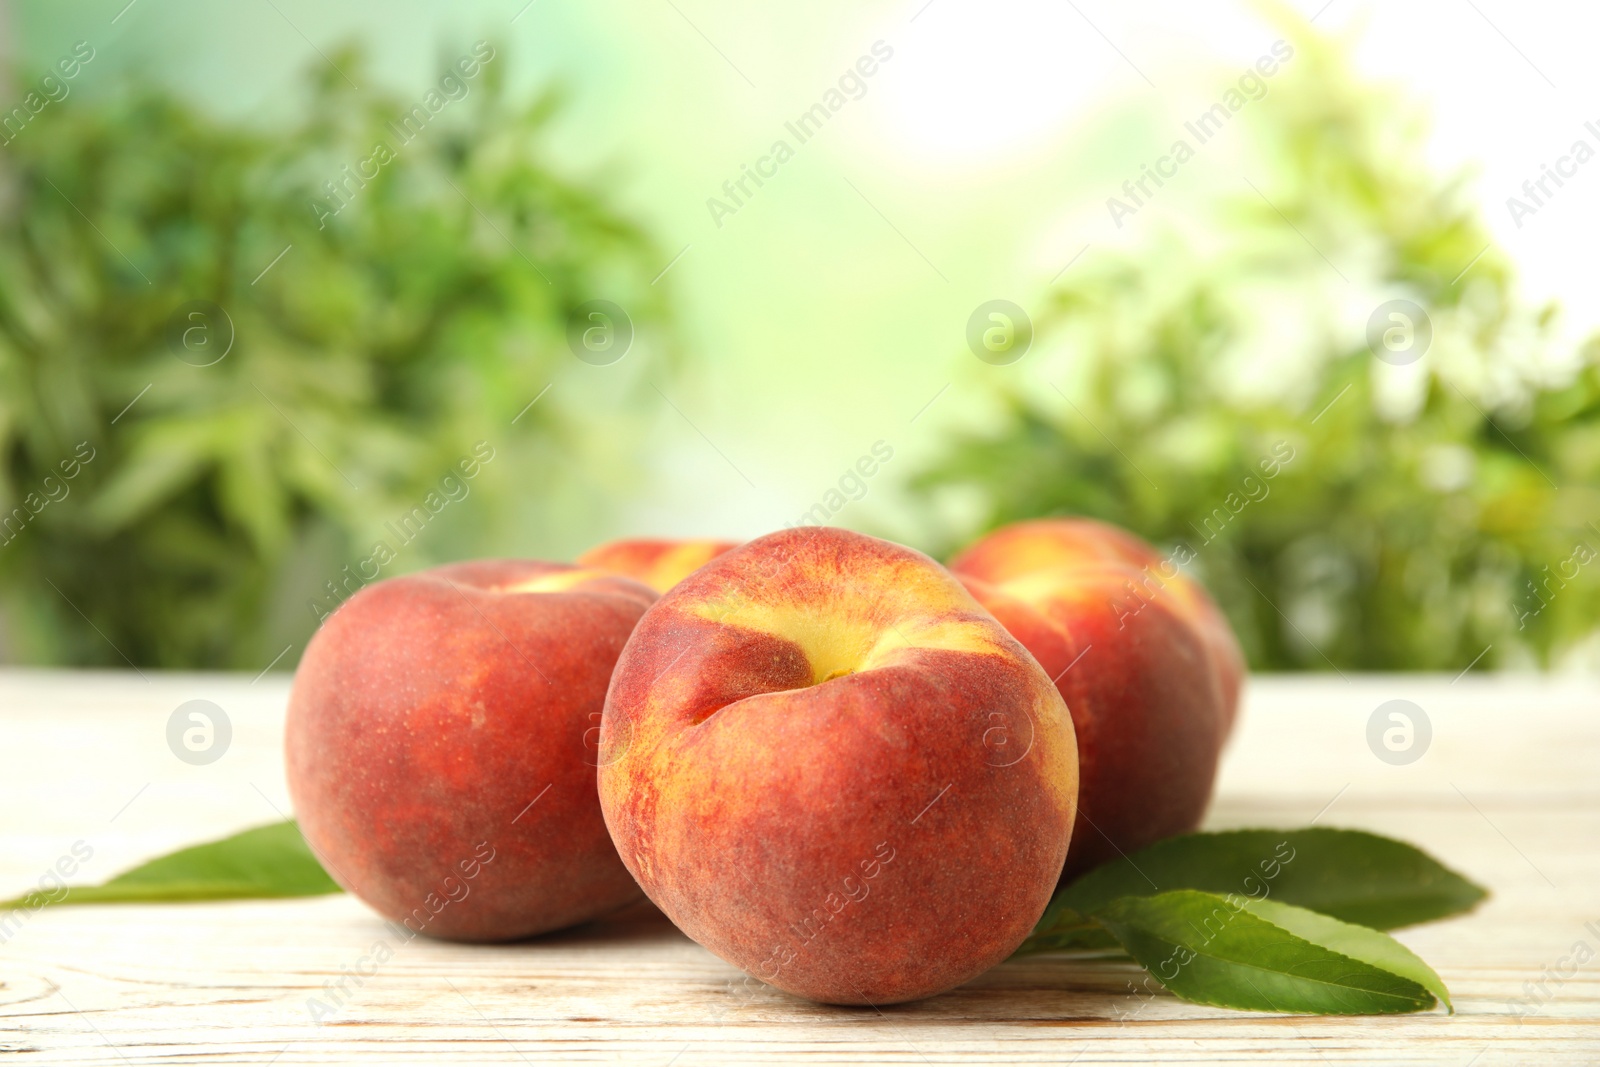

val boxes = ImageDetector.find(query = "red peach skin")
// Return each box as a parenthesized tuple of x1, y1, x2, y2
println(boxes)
(287, 560, 655, 941)
(951, 519, 1243, 879)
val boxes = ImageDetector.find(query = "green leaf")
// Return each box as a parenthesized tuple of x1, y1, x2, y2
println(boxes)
(2, 821, 341, 907)
(1241, 897, 1451, 1011)
(1094, 890, 1447, 1014)
(1020, 828, 1485, 954)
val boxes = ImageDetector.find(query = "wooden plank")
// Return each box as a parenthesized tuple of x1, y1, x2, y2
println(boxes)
(0, 670, 1596, 1063)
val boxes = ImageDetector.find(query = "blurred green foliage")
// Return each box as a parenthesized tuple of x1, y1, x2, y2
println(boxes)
(914, 27, 1600, 671)
(0, 45, 675, 668)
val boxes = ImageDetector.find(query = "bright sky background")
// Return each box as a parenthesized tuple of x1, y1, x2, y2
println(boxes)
(16, 0, 1600, 556)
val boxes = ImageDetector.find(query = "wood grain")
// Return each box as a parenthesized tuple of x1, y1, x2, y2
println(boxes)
(0, 670, 1596, 1064)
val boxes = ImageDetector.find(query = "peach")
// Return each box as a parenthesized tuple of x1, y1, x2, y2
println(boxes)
(577, 538, 738, 594)
(951, 518, 1244, 729)
(950, 520, 1240, 879)
(597, 527, 1077, 1004)
(286, 560, 655, 942)
(956, 569, 1225, 880)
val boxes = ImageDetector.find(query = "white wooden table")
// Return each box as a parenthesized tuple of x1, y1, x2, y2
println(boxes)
(0, 669, 1596, 1064)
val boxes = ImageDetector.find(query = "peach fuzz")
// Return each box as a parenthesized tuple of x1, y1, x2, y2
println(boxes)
(597, 527, 1077, 1005)
(577, 537, 739, 594)
(286, 560, 655, 942)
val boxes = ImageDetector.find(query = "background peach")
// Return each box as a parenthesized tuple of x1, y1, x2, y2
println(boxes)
(577, 538, 738, 593)
(951, 519, 1241, 879)
(286, 560, 655, 941)
(952, 518, 1244, 729)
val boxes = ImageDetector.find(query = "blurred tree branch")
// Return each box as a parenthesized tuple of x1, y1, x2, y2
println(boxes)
(0, 44, 678, 668)
(911, 18, 1600, 672)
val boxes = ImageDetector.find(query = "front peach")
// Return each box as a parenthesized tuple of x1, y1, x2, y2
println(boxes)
(597, 527, 1077, 1005)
